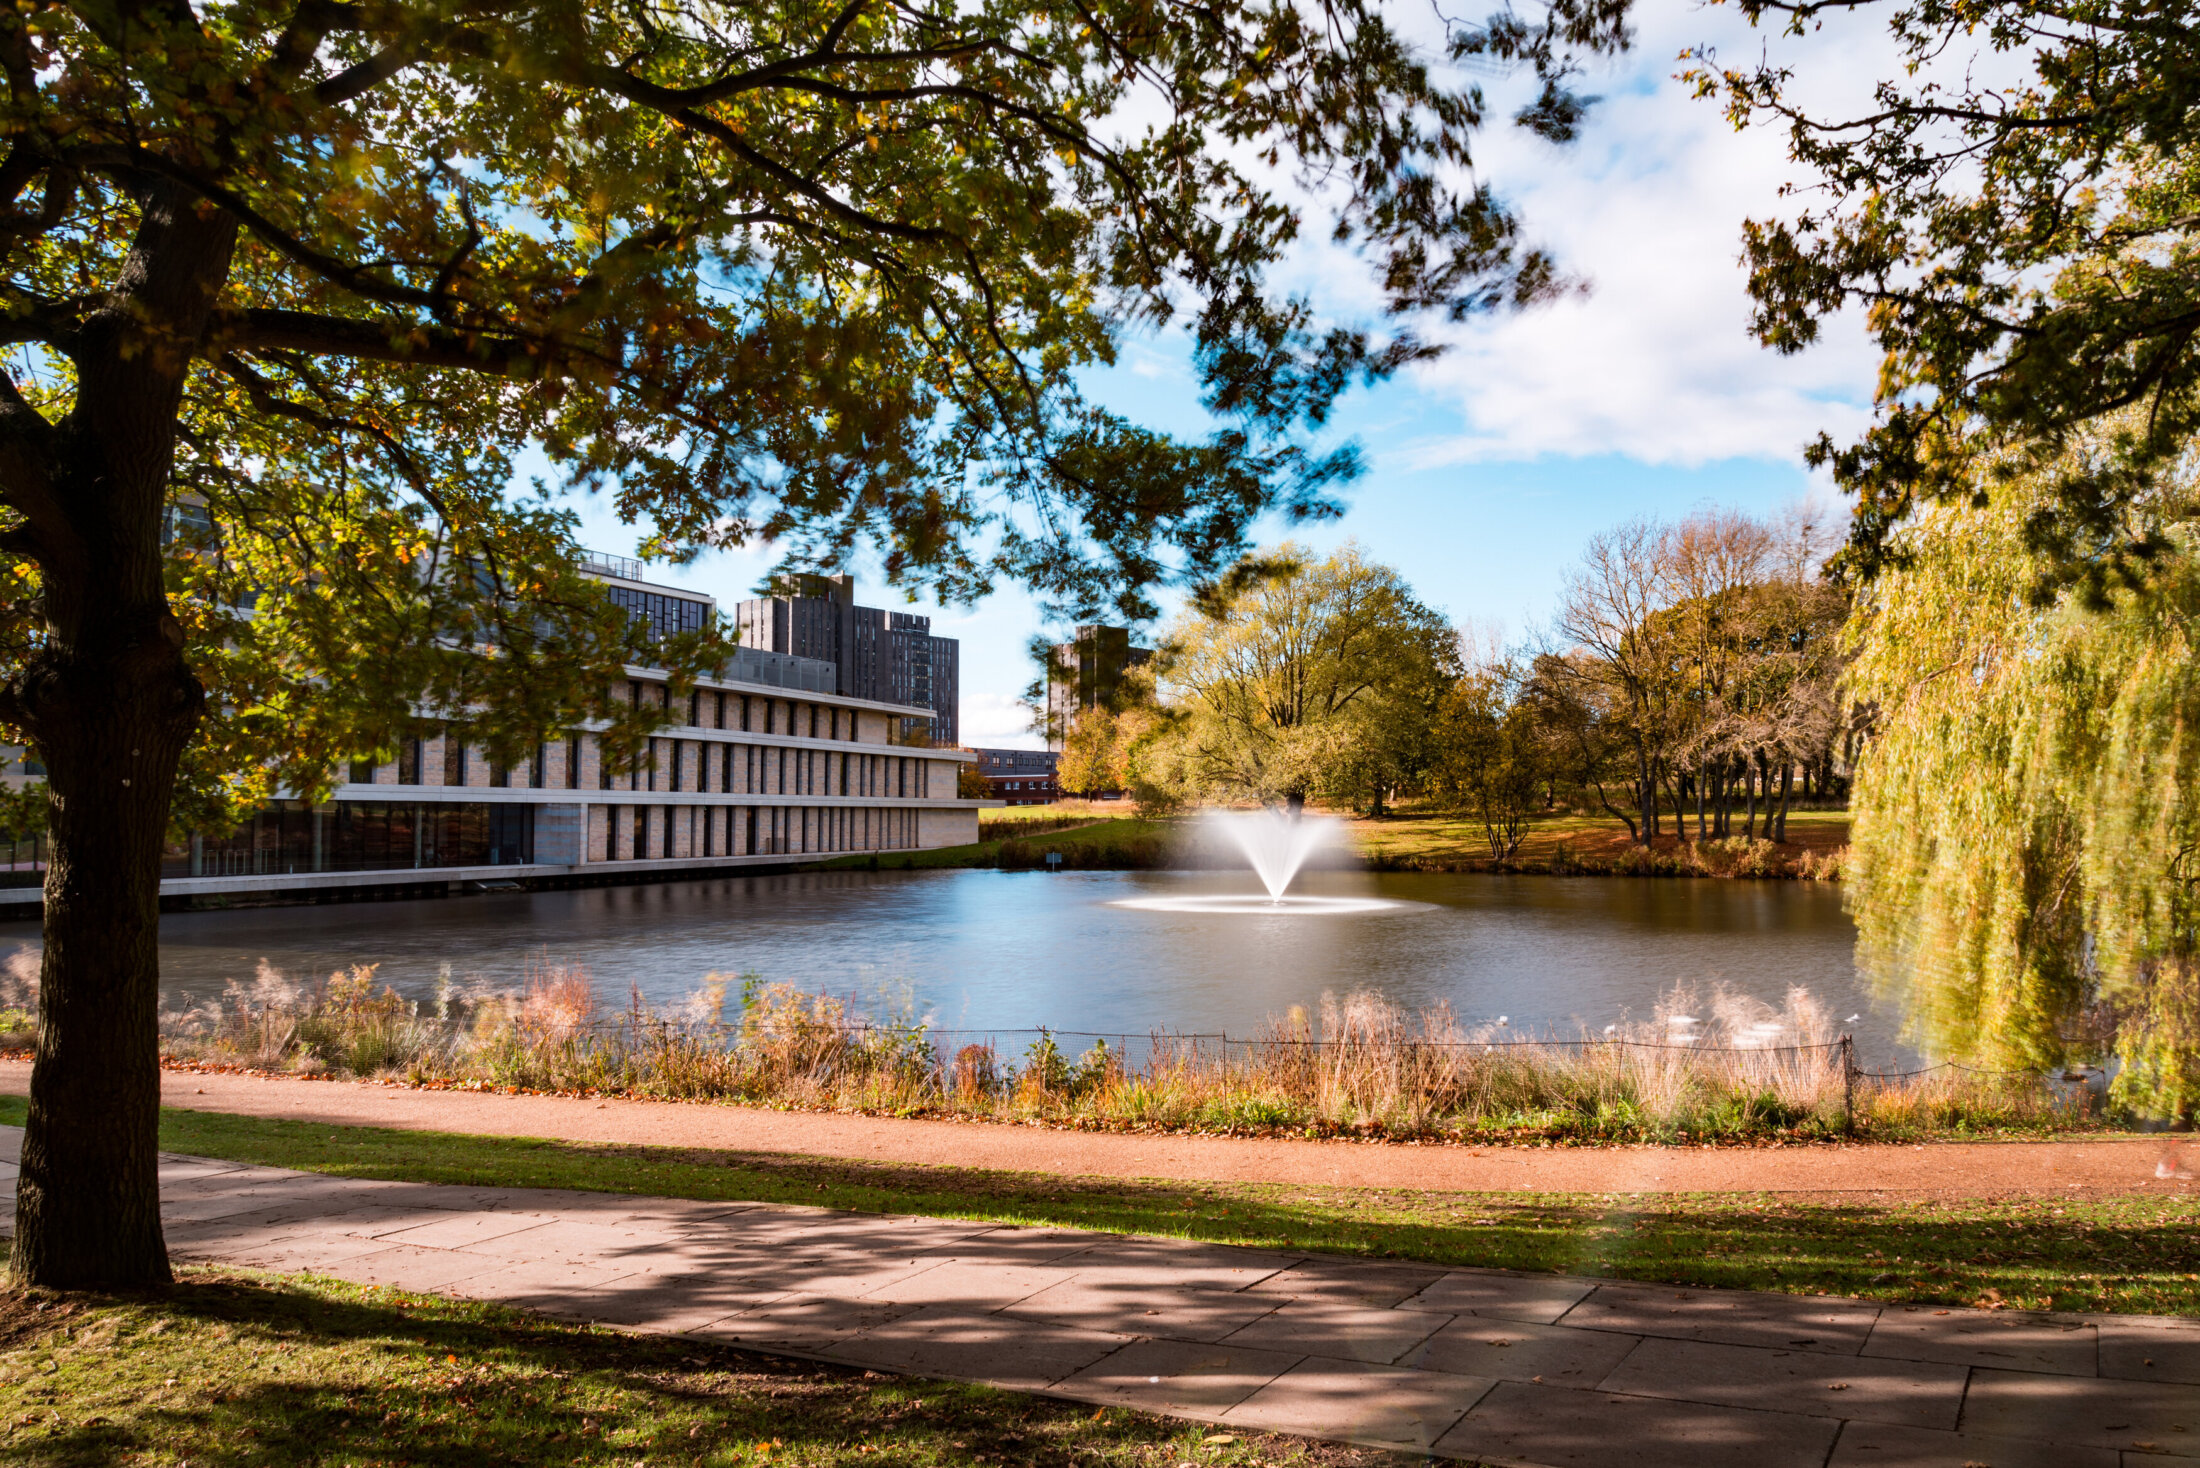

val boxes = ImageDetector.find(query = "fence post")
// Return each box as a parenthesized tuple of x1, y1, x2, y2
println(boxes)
(1841, 1034, 1856, 1135)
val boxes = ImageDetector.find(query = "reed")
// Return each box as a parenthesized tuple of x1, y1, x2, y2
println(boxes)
(149, 962, 2097, 1142)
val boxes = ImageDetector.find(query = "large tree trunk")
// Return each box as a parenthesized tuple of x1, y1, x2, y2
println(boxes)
(8, 177, 231, 1288)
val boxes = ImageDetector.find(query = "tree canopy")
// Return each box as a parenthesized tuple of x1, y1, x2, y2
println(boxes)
(1844, 434, 2200, 1118)
(1151, 541, 1455, 811)
(1693, 0, 2200, 594)
(0, 0, 1636, 1288)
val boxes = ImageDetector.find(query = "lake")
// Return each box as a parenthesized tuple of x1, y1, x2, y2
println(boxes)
(0, 868, 1897, 1060)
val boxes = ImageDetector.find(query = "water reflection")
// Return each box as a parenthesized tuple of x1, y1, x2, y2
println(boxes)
(0, 867, 1892, 1060)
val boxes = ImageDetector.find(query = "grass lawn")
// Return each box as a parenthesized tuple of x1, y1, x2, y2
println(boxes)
(0, 1268, 1390, 1468)
(100, 1099, 2200, 1320)
(804, 817, 1175, 872)
(1342, 808, 1852, 872)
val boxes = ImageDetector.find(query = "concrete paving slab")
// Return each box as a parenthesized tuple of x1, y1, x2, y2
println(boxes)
(160, 1186, 338, 1223)
(156, 1159, 253, 1184)
(1600, 1334, 1970, 1430)
(163, 1204, 428, 1255)
(1221, 1298, 1449, 1364)
(926, 1226, 1130, 1265)
(1396, 1317, 1641, 1388)
(1561, 1282, 1881, 1354)
(1865, 1304, 2099, 1376)
(458, 1216, 691, 1266)
(1043, 1239, 1301, 1292)
(700, 1292, 923, 1353)
(1038, 1241, 1293, 1285)
(859, 1259, 1079, 1308)
(370, 1210, 562, 1250)
(554, 1271, 788, 1332)
(446, 1259, 643, 1319)
(1398, 1270, 1598, 1324)
(760, 1250, 974, 1301)
(1054, 1336, 1304, 1416)
(332, 1244, 517, 1293)
(839, 1305, 1133, 1391)
(2100, 1318, 2200, 1385)
(1220, 1356, 1492, 1452)
(1432, 1379, 1845, 1468)
(1004, 1278, 1282, 1342)
(168, 1233, 392, 1276)
(1828, 1419, 2122, 1468)
(1963, 1367, 2200, 1453)
(1244, 1259, 1450, 1309)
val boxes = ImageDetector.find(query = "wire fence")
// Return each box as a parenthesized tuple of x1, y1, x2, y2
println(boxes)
(519, 1013, 1875, 1127)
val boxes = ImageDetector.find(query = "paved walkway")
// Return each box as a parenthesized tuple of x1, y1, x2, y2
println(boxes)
(65, 1062, 2191, 1199)
(6, 1129, 2196, 1465)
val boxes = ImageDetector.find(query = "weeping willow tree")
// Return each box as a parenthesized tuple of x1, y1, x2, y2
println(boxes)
(1847, 451, 2200, 1119)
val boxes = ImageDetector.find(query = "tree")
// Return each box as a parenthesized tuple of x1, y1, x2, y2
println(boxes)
(1155, 542, 1455, 811)
(1056, 707, 1125, 797)
(1432, 650, 1546, 858)
(956, 762, 991, 801)
(1844, 435, 2200, 1117)
(1548, 509, 1852, 845)
(1694, 0, 2200, 594)
(1552, 519, 1678, 842)
(0, 0, 1628, 1285)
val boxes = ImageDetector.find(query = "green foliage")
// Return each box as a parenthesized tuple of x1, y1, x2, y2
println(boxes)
(1846, 443, 2200, 1117)
(1696, 0, 2200, 591)
(0, 0, 1630, 814)
(0, 779, 42, 839)
(1151, 541, 1457, 811)
(1432, 655, 1549, 858)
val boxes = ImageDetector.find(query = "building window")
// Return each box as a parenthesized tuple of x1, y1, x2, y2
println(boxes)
(604, 584, 709, 644)
(567, 734, 583, 790)
(349, 759, 375, 785)
(443, 733, 465, 787)
(669, 740, 683, 792)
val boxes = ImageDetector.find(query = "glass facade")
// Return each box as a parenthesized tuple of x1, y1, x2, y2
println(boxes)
(164, 801, 534, 878)
(606, 585, 710, 643)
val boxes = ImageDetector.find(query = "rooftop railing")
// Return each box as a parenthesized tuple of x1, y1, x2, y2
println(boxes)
(578, 548, 648, 582)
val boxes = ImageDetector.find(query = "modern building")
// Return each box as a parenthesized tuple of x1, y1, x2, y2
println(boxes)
(42, 551, 990, 908)
(735, 575, 960, 746)
(970, 748, 1059, 805)
(1045, 625, 1152, 751)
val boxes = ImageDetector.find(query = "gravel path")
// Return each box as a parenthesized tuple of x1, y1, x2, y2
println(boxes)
(4, 1062, 2180, 1199)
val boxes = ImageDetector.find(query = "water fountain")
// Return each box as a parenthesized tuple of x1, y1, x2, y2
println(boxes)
(1110, 806, 1401, 915)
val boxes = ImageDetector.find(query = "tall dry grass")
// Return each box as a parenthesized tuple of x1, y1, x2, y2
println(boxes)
(147, 963, 2092, 1142)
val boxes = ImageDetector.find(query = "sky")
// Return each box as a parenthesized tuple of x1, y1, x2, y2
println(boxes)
(564, 0, 1888, 750)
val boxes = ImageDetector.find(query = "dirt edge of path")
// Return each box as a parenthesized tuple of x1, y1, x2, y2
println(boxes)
(6, 1061, 2181, 1202)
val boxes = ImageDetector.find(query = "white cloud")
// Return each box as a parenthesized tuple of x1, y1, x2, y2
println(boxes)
(1271, 2, 1899, 471)
(961, 691, 1043, 749)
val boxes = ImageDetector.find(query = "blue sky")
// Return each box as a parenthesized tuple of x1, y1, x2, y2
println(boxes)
(565, 0, 1885, 748)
